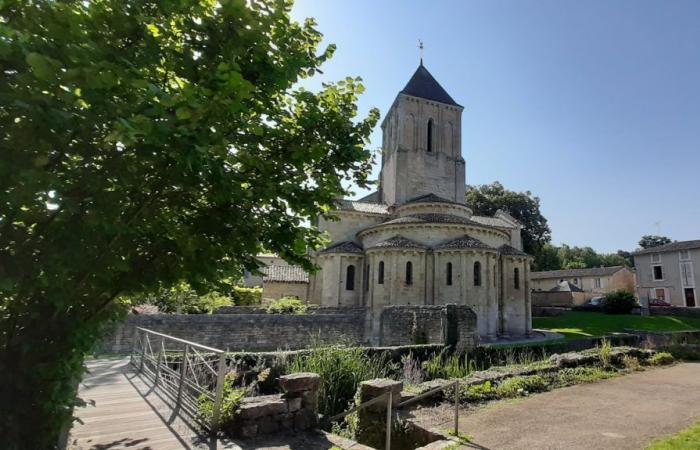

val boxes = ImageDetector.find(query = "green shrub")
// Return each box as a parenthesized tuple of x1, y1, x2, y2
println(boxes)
(266, 297, 308, 314)
(602, 290, 638, 314)
(553, 367, 617, 387)
(648, 352, 675, 366)
(422, 349, 476, 380)
(197, 374, 245, 435)
(495, 375, 548, 397)
(231, 286, 262, 306)
(286, 344, 397, 417)
(126, 282, 233, 314)
(460, 381, 497, 402)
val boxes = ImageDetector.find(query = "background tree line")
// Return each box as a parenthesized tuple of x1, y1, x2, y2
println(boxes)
(466, 182, 673, 271)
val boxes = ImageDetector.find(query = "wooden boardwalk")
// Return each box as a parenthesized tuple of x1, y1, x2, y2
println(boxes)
(69, 358, 218, 450)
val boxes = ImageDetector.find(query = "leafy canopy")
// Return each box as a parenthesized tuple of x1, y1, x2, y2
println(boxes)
(639, 235, 673, 250)
(0, 0, 378, 447)
(465, 182, 551, 257)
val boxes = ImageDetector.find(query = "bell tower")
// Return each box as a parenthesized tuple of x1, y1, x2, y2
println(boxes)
(378, 62, 466, 206)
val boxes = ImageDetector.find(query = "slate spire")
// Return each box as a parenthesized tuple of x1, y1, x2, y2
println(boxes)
(401, 63, 460, 106)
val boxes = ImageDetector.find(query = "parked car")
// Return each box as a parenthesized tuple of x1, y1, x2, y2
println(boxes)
(649, 298, 672, 307)
(586, 296, 606, 306)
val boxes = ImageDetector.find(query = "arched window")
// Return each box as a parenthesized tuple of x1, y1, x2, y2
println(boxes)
(405, 261, 413, 285)
(427, 119, 433, 152)
(346, 265, 355, 291)
(446, 262, 453, 286)
(474, 261, 482, 286)
(514, 267, 520, 290)
(493, 265, 497, 287)
(378, 261, 384, 285)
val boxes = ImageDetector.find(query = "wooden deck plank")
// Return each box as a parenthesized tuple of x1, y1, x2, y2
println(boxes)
(69, 358, 215, 450)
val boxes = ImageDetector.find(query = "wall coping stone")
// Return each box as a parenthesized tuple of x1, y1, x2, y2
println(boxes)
(279, 373, 321, 393)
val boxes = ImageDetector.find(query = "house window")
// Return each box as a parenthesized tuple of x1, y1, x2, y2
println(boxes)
(427, 119, 433, 152)
(573, 278, 579, 285)
(680, 250, 691, 261)
(446, 262, 453, 286)
(406, 261, 413, 285)
(514, 268, 520, 290)
(651, 253, 660, 263)
(474, 261, 482, 286)
(378, 261, 384, 285)
(681, 261, 695, 287)
(654, 288, 666, 301)
(594, 278, 601, 288)
(346, 265, 355, 291)
(653, 265, 664, 281)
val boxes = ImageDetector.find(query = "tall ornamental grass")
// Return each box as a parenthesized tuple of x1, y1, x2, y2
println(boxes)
(286, 344, 397, 417)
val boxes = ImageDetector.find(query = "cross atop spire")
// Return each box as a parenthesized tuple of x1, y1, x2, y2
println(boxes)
(418, 39, 424, 65)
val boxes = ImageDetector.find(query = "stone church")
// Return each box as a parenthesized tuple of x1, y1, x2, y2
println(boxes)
(306, 62, 533, 339)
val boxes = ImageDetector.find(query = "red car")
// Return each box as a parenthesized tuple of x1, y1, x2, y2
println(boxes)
(649, 299, 671, 307)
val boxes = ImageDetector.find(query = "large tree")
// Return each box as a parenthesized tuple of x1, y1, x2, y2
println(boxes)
(639, 235, 673, 249)
(0, 0, 378, 447)
(465, 182, 551, 260)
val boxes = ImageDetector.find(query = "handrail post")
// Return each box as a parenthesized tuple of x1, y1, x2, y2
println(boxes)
(139, 333, 148, 373)
(176, 344, 189, 410)
(211, 352, 227, 435)
(453, 381, 459, 436)
(130, 327, 139, 367)
(386, 391, 392, 450)
(154, 339, 165, 386)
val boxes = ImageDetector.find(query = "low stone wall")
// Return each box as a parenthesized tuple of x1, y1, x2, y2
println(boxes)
(234, 373, 320, 438)
(98, 310, 367, 353)
(379, 304, 478, 350)
(649, 306, 700, 318)
(100, 304, 479, 354)
(532, 291, 586, 307)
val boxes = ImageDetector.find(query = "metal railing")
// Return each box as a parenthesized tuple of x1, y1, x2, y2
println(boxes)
(325, 380, 461, 450)
(398, 380, 461, 437)
(327, 391, 394, 450)
(129, 327, 227, 434)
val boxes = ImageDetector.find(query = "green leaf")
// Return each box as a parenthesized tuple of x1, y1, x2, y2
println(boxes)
(26, 52, 56, 80)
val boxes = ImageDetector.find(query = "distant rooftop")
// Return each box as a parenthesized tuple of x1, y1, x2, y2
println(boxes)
(531, 266, 627, 280)
(262, 265, 308, 284)
(632, 239, 700, 255)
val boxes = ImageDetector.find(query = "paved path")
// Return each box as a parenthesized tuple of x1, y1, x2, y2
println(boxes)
(69, 359, 363, 450)
(412, 363, 700, 450)
(70, 358, 216, 449)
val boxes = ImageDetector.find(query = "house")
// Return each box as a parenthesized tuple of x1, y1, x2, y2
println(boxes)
(531, 266, 636, 301)
(633, 240, 700, 307)
(305, 62, 534, 339)
(261, 265, 309, 301)
(532, 280, 587, 307)
(241, 254, 290, 287)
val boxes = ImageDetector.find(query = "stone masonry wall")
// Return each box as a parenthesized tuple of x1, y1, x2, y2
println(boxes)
(99, 305, 477, 354)
(379, 304, 478, 350)
(99, 310, 367, 353)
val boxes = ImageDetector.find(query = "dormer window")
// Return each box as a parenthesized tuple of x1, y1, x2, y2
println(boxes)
(427, 119, 433, 152)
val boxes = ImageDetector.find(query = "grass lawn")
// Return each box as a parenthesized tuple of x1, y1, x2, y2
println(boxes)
(647, 420, 700, 449)
(533, 312, 700, 341)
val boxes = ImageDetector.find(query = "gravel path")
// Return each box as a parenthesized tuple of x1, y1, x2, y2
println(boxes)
(407, 363, 700, 450)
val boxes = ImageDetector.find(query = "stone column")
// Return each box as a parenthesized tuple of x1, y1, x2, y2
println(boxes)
(356, 379, 403, 450)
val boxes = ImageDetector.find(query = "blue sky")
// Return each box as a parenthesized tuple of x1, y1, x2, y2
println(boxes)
(291, 0, 700, 253)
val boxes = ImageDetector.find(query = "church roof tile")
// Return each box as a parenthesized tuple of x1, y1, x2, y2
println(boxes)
(369, 235, 428, 250)
(498, 244, 531, 258)
(319, 241, 364, 254)
(436, 235, 494, 251)
(383, 213, 478, 226)
(405, 193, 458, 204)
(401, 63, 460, 107)
(336, 199, 389, 215)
